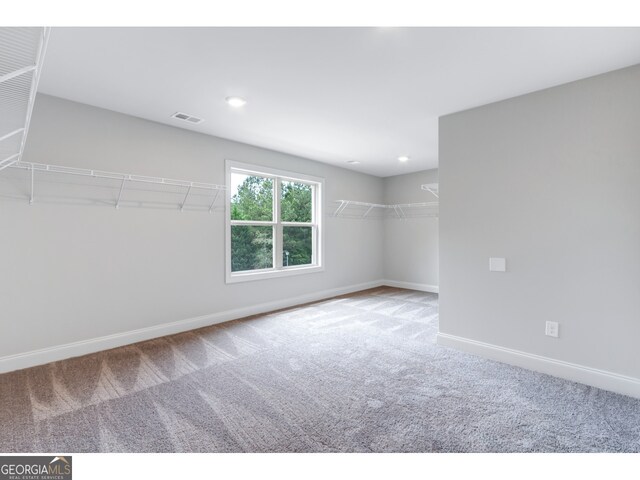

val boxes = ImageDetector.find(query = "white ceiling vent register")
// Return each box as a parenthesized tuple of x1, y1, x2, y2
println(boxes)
(170, 112, 204, 124)
(0, 27, 50, 171)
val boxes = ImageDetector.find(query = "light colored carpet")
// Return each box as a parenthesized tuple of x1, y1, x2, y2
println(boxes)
(1, 287, 639, 452)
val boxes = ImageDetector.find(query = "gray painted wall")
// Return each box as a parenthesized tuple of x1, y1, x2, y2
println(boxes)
(439, 65, 640, 380)
(0, 94, 385, 359)
(383, 169, 439, 289)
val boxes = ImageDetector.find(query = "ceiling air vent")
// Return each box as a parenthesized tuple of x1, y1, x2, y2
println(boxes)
(170, 112, 204, 124)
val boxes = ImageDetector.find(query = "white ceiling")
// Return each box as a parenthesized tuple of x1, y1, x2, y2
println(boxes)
(38, 27, 640, 177)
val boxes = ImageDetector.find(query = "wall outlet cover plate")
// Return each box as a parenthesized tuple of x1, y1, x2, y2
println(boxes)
(545, 321, 559, 338)
(489, 257, 506, 272)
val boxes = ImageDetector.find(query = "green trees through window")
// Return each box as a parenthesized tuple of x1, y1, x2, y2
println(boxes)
(281, 181, 312, 222)
(283, 226, 312, 267)
(230, 173, 315, 273)
(230, 175, 273, 222)
(231, 225, 273, 272)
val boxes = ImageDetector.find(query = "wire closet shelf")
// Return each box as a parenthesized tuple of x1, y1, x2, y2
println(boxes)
(0, 27, 50, 172)
(333, 183, 439, 219)
(8, 161, 227, 212)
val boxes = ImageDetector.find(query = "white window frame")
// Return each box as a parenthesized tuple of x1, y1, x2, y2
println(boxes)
(225, 160, 324, 284)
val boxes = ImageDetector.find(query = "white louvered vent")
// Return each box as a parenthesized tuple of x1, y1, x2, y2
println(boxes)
(170, 112, 204, 124)
(0, 27, 49, 171)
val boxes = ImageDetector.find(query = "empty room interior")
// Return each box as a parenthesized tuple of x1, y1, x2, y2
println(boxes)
(2, 25, 640, 456)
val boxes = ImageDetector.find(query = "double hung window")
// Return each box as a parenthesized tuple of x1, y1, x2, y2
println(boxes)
(226, 161, 323, 283)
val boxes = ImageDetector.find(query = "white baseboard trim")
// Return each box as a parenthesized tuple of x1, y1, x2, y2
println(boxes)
(437, 332, 640, 399)
(381, 279, 439, 293)
(0, 280, 384, 375)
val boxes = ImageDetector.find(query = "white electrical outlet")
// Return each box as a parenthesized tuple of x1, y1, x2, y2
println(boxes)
(545, 321, 559, 338)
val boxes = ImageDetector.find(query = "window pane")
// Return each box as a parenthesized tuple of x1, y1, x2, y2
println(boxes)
(280, 181, 312, 223)
(231, 225, 273, 272)
(283, 226, 313, 267)
(230, 173, 273, 221)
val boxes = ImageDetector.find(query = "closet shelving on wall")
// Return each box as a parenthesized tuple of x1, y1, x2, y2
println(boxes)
(332, 200, 438, 219)
(333, 183, 439, 219)
(0, 27, 49, 172)
(7, 161, 227, 212)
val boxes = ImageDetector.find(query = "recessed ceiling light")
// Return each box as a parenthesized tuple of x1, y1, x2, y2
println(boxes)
(398, 156, 410, 162)
(347, 160, 360, 164)
(225, 96, 247, 108)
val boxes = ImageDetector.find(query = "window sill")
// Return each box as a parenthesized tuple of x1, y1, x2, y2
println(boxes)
(226, 264, 324, 284)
